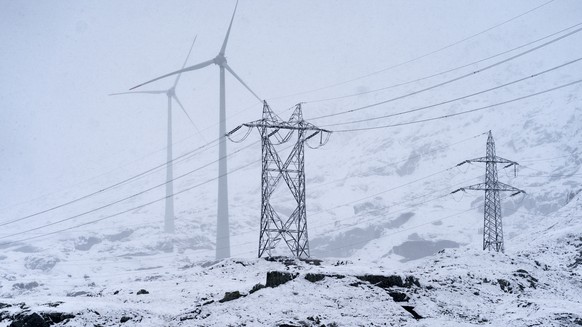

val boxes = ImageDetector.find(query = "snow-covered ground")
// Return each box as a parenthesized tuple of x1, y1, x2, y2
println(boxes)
(0, 195, 580, 326)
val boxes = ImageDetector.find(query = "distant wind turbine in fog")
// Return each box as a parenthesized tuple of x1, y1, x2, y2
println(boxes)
(130, 1, 262, 260)
(111, 36, 201, 235)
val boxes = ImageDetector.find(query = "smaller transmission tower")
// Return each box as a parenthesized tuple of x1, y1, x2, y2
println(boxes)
(227, 101, 331, 258)
(452, 131, 525, 253)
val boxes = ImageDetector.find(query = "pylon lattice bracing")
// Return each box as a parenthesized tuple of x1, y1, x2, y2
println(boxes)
(452, 131, 525, 253)
(228, 101, 331, 258)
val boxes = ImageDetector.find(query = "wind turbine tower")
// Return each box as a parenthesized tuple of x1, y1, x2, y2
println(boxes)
(130, 2, 262, 259)
(112, 37, 201, 234)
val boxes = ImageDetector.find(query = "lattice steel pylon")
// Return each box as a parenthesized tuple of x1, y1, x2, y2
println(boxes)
(227, 101, 331, 258)
(452, 131, 525, 253)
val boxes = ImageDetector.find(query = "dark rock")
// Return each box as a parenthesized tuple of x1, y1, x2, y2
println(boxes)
(249, 283, 265, 294)
(405, 276, 421, 287)
(219, 291, 243, 303)
(514, 269, 538, 289)
(304, 273, 325, 283)
(8, 312, 49, 327)
(136, 289, 149, 295)
(498, 279, 512, 293)
(180, 308, 203, 321)
(402, 306, 423, 320)
(300, 258, 323, 266)
(0, 303, 12, 309)
(41, 312, 74, 324)
(44, 302, 63, 308)
(305, 273, 345, 283)
(356, 274, 420, 289)
(388, 291, 410, 302)
(66, 291, 91, 297)
(113, 290, 119, 295)
(266, 271, 298, 288)
(120, 316, 131, 323)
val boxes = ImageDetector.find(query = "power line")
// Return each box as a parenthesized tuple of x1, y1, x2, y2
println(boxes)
(0, 141, 301, 244)
(211, 172, 485, 254)
(266, 0, 557, 101)
(0, 139, 258, 231)
(310, 132, 486, 190)
(0, 159, 260, 247)
(321, 57, 582, 128)
(310, 26, 582, 121)
(332, 78, 582, 133)
(0, 137, 222, 225)
(13, 133, 484, 258)
(305, 22, 582, 104)
(0, 155, 477, 257)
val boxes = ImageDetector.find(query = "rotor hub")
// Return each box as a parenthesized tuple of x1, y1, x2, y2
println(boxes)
(214, 54, 227, 66)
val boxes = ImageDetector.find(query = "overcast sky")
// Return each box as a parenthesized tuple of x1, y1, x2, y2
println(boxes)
(1, 0, 580, 211)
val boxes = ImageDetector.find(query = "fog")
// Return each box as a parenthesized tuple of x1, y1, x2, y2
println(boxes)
(4, 0, 577, 208)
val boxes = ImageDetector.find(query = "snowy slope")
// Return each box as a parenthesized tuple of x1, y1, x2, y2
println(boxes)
(0, 195, 580, 326)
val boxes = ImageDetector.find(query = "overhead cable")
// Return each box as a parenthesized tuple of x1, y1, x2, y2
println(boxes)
(311, 26, 582, 121)
(332, 79, 582, 132)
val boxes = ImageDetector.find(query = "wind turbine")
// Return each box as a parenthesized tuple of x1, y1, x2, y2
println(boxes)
(130, 2, 262, 260)
(111, 36, 201, 235)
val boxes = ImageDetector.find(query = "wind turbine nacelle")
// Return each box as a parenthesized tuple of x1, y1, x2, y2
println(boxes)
(213, 54, 227, 66)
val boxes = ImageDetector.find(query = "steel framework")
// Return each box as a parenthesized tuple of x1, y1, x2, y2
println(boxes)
(452, 131, 525, 252)
(228, 101, 331, 258)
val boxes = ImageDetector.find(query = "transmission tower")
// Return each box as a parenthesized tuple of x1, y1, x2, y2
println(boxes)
(452, 131, 525, 253)
(227, 101, 331, 258)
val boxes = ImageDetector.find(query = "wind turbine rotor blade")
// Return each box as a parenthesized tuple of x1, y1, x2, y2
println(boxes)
(219, 0, 238, 56)
(109, 90, 167, 96)
(174, 35, 198, 88)
(172, 94, 204, 138)
(130, 59, 214, 90)
(224, 63, 262, 102)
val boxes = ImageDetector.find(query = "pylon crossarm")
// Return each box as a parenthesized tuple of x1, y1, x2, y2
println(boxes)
(494, 155, 518, 165)
(463, 156, 517, 165)
(456, 182, 525, 193)
(496, 181, 525, 193)
(226, 125, 242, 136)
(226, 125, 253, 143)
(456, 160, 471, 167)
(503, 162, 518, 168)
(246, 122, 329, 132)
(305, 131, 319, 141)
(460, 183, 488, 191)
